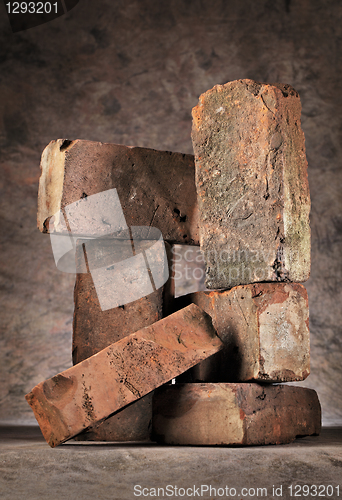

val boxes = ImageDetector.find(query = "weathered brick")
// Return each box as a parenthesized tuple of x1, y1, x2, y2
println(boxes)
(74, 393, 153, 442)
(152, 383, 321, 445)
(73, 239, 165, 363)
(38, 139, 198, 245)
(73, 238, 169, 442)
(25, 304, 223, 447)
(192, 79, 310, 288)
(186, 283, 310, 383)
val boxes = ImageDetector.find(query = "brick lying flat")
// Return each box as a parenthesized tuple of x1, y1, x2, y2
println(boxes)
(25, 304, 222, 447)
(37, 139, 198, 245)
(191, 79, 310, 288)
(186, 283, 310, 383)
(152, 383, 321, 446)
(73, 238, 168, 442)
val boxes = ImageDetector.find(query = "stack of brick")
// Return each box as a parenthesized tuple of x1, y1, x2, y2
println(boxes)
(35, 141, 200, 442)
(26, 79, 321, 447)
(152, 79, 321, 445)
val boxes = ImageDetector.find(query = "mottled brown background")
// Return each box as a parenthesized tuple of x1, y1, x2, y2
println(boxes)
(0, 0, 341, 425)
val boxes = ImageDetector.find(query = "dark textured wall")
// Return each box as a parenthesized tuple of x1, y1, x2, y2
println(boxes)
(0, 0, 341, 425)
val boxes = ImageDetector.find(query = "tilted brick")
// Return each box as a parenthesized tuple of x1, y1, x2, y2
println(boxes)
(25, 304, 222, 447)
(191, 79, 310, 288)
(152, 383, 321, 445)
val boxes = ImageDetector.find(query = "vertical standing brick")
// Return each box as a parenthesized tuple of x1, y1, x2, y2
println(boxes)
(152, 383, 321, 446)
(38, 139, 198, 245)
(192, 79, 310, 289)
(73, 238, 172, 442)
(73, 238, 165, 363)
(186, 283, 310, 383)
(25, 304, 223, 447)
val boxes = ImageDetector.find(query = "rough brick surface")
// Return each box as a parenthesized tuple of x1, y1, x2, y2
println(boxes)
(74, 393, 153, 442)
(152, 383, 321, 446)
(73, 239, 164, 363)
(72, 279, 161, 364)
(38, 139, 198, 245)
(73, 238, 166, 442)
(25, 304, 222, 447)
(192, 79, 310, 288)
(187, 283, 310, 383)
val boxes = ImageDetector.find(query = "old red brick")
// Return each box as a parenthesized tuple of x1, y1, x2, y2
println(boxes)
(74, 393, 153, 442)
(192, 79, 310, 288)
(25, 304, 223, 447)
(73, 238, 170, 442)
(187, 283, 310, 383)
(38, 139, 198, 245)
(73, 238, 166, 363)
(152, 383, 321, 445)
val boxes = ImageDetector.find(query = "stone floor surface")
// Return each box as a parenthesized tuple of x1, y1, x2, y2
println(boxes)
(0, 426, 341, 500)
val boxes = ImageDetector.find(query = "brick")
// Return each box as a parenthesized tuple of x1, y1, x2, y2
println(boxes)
(152, 383, 321, 446)
(25, 304, 223, 447)
(72, 238, 168, 442)
(74, 394, 153, 442)
(191, 79, 310, 288)
(38, 139, 198, 245)
(73, 238, 166, 363)
(186, 283, 310, 383)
